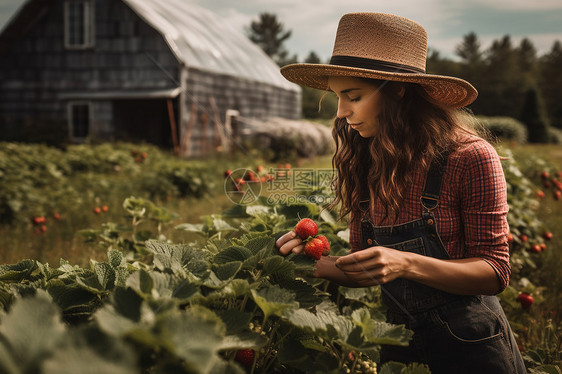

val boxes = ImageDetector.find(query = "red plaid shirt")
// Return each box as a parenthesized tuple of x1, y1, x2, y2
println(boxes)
(348, 136, 511, 291)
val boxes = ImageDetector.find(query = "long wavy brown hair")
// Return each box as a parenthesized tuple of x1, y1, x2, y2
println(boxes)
(328, 78, 482, 223)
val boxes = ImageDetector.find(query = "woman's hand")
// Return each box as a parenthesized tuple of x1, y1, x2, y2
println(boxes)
(275, 231, 304, 256)
(335, 246, 410, 287)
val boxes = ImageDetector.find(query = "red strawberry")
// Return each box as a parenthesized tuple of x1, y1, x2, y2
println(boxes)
(516, 293, 533, 310)
(102, 205, 109, 212)
(304, 237, 325, 260)
(316, 235, 331, 255)
(543, 231, 553, 241)
(32, 216, 46, 225)
(93, 207, 101, 214)
(531, 244, 541, 253)
(536, 190, 545, 199)
(541, 171, 549, 179)
(235, 349, 255, 368)
(520, 234, 528, 243)
(295, 218, 318, 240)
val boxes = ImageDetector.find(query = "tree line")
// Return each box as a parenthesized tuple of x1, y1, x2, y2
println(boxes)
(247, 13, 562, 142)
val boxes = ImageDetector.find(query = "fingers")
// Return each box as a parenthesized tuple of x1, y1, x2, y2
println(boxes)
(276, 230, 296, 248)
(276, 231, 305, 256)
(335, 247, 382, 269)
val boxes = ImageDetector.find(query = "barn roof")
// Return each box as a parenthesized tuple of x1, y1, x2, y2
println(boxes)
(122, 0, 298, 91)
(0, 0, 299, 91)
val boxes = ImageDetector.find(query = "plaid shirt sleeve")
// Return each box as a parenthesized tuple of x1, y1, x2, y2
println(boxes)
(349, 212, 362, 253)
(458, 141, 511, 292)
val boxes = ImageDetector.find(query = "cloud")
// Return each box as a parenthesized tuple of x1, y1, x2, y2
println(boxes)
(471, 0, 562, 10)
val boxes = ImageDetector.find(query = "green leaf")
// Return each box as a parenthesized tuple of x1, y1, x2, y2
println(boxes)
(175, 223, 206, 234)
(95, 262, 116, 290)
(0, 342, 19, 374)
(156, 307, 225, 374)
(42, 327, 138, 374)
(0, 291, 65, 372)
(262, 256, 296, 277)
(126, 269, 153, 296)
(214, 246, 253, 264)
(352, 308, 413, 346)
(283, 308, 327, 333)
(110, 287, 143, 322)
(245, 205, 271, 217)
(0, 259, 37, 281)
(171, 279, 200, 301)
(214, 262, 242, 281)
(215, 310, 253, 335)
(380, 361, 407, 374)
(107, 250, 124, 268)
(211, 217, 236, 233)
(277, 203, 318, 220)
(532, 365, 562, 374)
(220, 204, 249, 218)
(122, 196, 148, 218)
(47, 280, 99, 312)
(244, 236, 276, 255)
(251, 285, 299, 322)
(218, 331, 268, 350)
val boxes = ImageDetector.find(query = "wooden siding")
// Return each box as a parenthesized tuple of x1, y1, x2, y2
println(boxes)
(0, 0, 180, 144)
(180, 67, 300, 157)
(0, 0, 301, 155)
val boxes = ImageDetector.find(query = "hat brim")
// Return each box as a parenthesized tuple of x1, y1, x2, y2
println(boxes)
(280, 63, 478, 108)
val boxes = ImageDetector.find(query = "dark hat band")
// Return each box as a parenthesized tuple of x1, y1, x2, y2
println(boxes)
(329, 55, 425, 74)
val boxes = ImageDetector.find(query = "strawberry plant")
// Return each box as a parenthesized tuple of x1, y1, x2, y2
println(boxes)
(0, 196, 425, 373)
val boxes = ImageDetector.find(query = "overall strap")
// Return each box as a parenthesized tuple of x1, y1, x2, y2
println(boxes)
(420, 152, 449, 213)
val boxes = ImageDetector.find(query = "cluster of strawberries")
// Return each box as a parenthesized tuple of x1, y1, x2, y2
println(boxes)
(294, 218, 330, 260)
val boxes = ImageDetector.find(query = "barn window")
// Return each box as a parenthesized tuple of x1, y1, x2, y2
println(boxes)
(64, 0, 95, 48)
(68, 102, 91, 139)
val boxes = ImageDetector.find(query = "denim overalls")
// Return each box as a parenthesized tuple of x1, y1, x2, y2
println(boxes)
(359, 155, 526, 373)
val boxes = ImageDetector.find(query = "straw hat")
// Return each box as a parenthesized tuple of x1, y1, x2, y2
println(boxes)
(280, 12, 478, 108)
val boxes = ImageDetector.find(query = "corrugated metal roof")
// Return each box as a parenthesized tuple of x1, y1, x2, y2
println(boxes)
(122, 0, 299, 91)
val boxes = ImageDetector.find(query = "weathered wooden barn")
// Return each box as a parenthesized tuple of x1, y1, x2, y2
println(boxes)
(0, 0, 301, 156)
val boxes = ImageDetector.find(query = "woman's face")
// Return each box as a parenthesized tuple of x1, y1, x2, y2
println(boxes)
(328, 76, 383, 138)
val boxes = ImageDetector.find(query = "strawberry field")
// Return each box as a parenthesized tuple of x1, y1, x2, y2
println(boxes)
(0, 141, 561, 373)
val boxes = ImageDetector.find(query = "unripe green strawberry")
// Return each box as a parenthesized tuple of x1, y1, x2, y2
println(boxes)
(295, 218, 318, 239)
(235, 349, 255, 367)
(304, 237, 325, 260)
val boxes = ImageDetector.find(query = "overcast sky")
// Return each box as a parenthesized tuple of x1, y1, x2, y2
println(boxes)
(1, 0, 562, 61)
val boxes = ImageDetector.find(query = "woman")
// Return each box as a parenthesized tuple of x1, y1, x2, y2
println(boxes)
(276, 12, 526, 373)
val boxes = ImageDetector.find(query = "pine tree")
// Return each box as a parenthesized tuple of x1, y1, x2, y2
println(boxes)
(246, 13, 292, 66)
(481, 35, 523, 117)
(520, 87, 550, 143)
(540, 40, 562, 128)
(304, 51, 321, 64)
(455, 32, 482, 65)
(516, 38, 538, 89)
